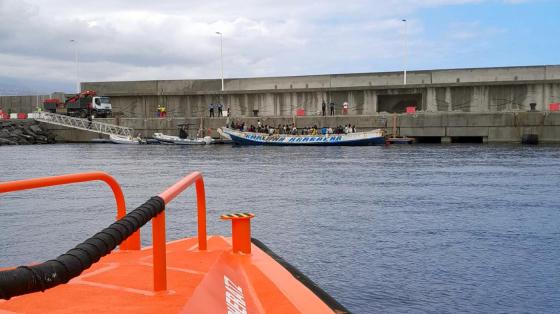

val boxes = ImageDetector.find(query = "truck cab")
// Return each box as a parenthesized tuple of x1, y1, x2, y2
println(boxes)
(92, 96, 112, 118)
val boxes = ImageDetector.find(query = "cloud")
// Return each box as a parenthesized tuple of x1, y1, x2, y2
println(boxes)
(0, 0, 541, 94)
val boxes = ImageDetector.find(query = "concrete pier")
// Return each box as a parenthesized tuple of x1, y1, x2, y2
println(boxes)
(41, 112, 560, 143)
(2, 65, 560, 143)
(76, 65, 560, 117)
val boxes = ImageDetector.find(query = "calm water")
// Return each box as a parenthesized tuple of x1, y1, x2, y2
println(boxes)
(1, 143, 559, 313)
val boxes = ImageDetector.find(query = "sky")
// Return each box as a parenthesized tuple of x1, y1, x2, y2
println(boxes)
(0, 0, 558, 95)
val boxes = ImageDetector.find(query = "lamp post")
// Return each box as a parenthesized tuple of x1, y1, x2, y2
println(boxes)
(215, 32, 224, 91)
(70, 39, 80, 93)
(402, 19, 408, 85)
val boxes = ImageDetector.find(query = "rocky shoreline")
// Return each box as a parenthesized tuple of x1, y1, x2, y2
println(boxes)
(0, 120, 56, 145)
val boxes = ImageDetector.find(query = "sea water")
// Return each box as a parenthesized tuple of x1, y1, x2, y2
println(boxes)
(1, 143, 559, 313)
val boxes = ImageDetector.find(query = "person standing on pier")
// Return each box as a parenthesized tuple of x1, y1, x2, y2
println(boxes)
(322, 100, 326, 116)
(343, 102, 349, 115)
(329, 101, 335, 115)
(209, 103, 215, 117)
(218, 103, 223, 117)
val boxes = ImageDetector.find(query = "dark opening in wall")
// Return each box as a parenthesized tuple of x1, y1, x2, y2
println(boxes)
(377, 94, 422, 113)
(415, 137, 442, 144)
(451, 136, 483, 143)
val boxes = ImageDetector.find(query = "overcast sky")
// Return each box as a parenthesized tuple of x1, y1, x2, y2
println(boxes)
(0, 0, 558, 94)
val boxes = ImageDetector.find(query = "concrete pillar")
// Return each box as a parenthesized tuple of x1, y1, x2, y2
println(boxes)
(470, 86, 479, 112)
(445, 87, 452, 111)
(263, 93, 274, 116)
(539, 83, 546, 111)
(543, 83, 554, 110)
(290, 92, 296, 115)
(479, 86, 489, 112)
(426, 87, 437, 112)
(364, 90, 377, 115)
(372, 91, 378, 113)
(363, 90, 377, 114)
(348, 92, 355, 115)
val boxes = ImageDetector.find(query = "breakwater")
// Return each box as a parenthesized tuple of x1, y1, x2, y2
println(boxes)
(38, 111, 560, 143)
(0, 119, 55, 145)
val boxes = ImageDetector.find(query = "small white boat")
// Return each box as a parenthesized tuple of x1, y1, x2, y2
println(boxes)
(217, 128, 232, 140)
(109, 134, 143, 145)
(152, 132, 214, 145)
(173, 137, 207, 145)
(152, 132, 179, 144)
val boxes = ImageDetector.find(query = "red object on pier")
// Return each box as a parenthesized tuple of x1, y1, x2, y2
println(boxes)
(406, 106, 416, 113)
(549, 103, 560, 111)
(296, 108, 305, 116)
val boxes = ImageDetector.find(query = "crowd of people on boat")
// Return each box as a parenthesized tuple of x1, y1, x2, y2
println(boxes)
(228, 120, 357, 135)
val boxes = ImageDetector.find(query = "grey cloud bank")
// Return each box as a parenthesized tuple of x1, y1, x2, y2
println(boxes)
(0, 0, 543, 94)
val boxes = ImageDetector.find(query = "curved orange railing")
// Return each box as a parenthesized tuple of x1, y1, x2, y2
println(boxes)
(158, 171, 207, 250)
(0, 172, 140, 250)
(152, 171, 207, 291)
(0, 171, 208, 292)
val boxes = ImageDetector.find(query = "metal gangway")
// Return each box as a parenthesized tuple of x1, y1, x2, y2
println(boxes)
(34, 111, 134, 137)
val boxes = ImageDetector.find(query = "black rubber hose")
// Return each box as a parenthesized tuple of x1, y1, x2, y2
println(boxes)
(0, 196, 165, 300)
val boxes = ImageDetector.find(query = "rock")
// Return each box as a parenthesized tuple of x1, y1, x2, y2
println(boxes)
(0, 120, 56, 146)
(0, 138, 17, 145)
(23, 126, 38, 137)
(36, 135, 49, 143)
(29, 124, 44, 134)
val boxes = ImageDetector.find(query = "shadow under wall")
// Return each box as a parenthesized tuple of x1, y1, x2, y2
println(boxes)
(377, 94, 422, 113)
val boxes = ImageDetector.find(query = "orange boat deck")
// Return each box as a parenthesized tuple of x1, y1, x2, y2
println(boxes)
(0, 236, 337, 313)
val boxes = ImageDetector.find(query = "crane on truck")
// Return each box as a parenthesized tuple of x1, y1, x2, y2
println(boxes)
(42, 90, 112, 118)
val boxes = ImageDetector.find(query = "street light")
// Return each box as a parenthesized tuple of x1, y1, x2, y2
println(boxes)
(402, 19, 408, 85)
(215, 32, 224, 91)
(70, 39, 80, 93)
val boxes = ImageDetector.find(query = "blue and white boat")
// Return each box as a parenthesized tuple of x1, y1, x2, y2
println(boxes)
(219, 127, 385, 146)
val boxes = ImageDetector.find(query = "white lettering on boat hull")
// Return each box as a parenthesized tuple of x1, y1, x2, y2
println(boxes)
(224, 275, 247, 314)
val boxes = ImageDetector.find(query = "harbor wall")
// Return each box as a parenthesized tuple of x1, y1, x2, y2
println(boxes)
(41, 112, 560, 143)
(3, 65, 560, 143)
(0, 95, 50, 113)
(79, 65, 560, 117)
(2, 66, 560, 117)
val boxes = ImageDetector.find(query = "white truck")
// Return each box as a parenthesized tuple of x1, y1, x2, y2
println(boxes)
(43, 90, 112, 118)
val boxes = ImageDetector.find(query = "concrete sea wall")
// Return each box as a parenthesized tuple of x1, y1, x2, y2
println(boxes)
(41, 112, 560, 143)
(3, 65, 560, 143)
(80, 65, 560, 117)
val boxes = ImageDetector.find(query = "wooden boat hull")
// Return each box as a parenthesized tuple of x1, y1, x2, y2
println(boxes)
(221, 127, 385, 146)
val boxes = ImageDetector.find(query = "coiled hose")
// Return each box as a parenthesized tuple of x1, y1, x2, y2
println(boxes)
(0, 196, 165, 300)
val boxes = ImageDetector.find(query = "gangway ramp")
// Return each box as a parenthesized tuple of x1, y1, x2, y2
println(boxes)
(34, 111, 134, 137)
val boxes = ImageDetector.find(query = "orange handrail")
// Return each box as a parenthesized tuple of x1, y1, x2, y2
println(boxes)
(158, 171, 207, 250)
(0, 172, 140, 250)
(152, 171, 207, 291)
